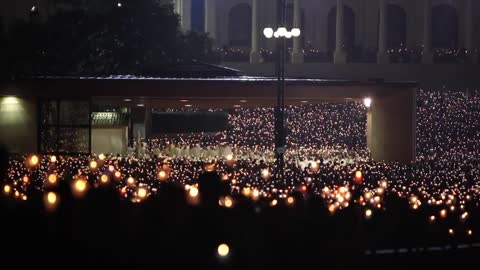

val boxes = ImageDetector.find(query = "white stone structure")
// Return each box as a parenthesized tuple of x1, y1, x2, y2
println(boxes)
(1, 0, 479, 64)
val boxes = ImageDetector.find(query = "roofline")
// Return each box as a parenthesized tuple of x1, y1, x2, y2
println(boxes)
(1, 76, 418, 87)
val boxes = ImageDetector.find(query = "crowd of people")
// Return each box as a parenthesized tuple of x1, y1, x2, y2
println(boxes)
(2, 89, 480, 266)
(216, 46, 478, 64)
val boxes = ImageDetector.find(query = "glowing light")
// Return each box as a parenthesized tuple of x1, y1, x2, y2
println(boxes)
(461, 212, 469, 220)
(98, 153, 106, 161)
(127, 177, 136, 187)
(429, 215, 436, 222)
(440, 209, 447, 218)
(410, 196, 418, 204)
(189, 187, 199, 198)
(225, 154, 234, 161)
(217, 243, 230, 257)
(261, 169, 270, 179)
(3, 184, 11, 194)
(29, 155, 39, 166)
(50, 156, 57, 163)
(22, 176, 29, 184)
(448, 228, 454, 235)
(365, 209, 373, 218)
(310, 161, 319, 171)
(287, 196, 295, 205)
(291, 28, 301, 37)
(328, 204, 336, 214)
(1, 96, 19, 105)
(158, 170, 168, 181)
(117, 2, 122, 8)
(90, 160, 98, 169)
(242, 188, 251, 197)
(100, 174, 109, 184)
(47, 192, 57, 205)
(252, 189, 260, 200)
(285, 31, 292, 39)
(114, 171, 122, 178)
(363, 98, 372, 108)
(467, 229, 473, 236)
(22, 195, 27, 201)
(263, 27, 274, 38)
(137, 187, 148, 199)
(354, 171, 363, 184)
(270, 199, 278, 206)
(277, 27, 287, 37)
(204, 163, 216, 172)
(47, 174, 57, 185)
(223, 196, 233, 208)
(74, 179, 87, 193)
(108, 165, 115, 172)
(380, 180, 388, 188)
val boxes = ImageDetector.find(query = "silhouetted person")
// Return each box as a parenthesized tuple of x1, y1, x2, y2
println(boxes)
(197, 172, 222, 207)
(0, 143, 8, 182)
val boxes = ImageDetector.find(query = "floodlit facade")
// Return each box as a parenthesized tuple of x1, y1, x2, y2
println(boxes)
(1, 0, 478, 64)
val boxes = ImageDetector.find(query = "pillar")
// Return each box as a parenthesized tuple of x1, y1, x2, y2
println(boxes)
(0, 97, 38, 153)
(176, 0, 191, 32)
(368, 87, 416, 162)
(377, 0, 389, 64)
(367, 110, 373, 150)
(422, 0, 433, 63)
(204, 0, 217, 44)
(465, 0, 477, 63)
(291, 0, 304, 63)
(250, 0, 262, 63)
(334, 0, 347, 64)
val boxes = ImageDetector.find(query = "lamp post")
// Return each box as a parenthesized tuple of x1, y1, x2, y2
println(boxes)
(263, 2, 301, 181)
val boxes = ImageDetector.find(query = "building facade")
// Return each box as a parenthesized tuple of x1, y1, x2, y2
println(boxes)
(1, 0, 478, 64)
(172, 0, 479, 64)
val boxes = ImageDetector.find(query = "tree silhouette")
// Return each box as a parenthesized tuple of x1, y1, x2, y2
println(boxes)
(5, 0, 216, 77)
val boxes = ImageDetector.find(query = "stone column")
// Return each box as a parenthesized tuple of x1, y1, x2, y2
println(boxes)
(0, 97, 38, 153)
(204, 0, 217, 43)
(250, 0, 262, 63)
(377, 0, 389, 64)
(422, 0, 433, 63)
(176, 0, 191, 32)
(465, 0, 476, 63)
(291, 0, 304, 63)
(334, 0, 347, 64)
(369, 87, 416, 162)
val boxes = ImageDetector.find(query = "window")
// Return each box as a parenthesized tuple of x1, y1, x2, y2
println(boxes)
(228, 4, 252, 46)
(39, 99, 91, 154)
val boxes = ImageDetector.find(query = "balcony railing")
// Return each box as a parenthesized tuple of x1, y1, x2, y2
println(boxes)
(216, 47, 479, 64)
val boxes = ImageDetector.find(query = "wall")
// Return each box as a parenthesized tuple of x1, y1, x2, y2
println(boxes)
(0, 96, 38, 153)
(222, 62, 480, 88)
(91, 127, 128, 155)
(368, 87, 416, 162)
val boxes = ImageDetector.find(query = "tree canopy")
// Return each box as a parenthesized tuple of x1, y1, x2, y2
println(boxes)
(5, 0, 217, 77)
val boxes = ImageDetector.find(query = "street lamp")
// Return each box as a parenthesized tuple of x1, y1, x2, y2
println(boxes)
(262, 25, 301, 180)
(263, 27, 301, 39)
